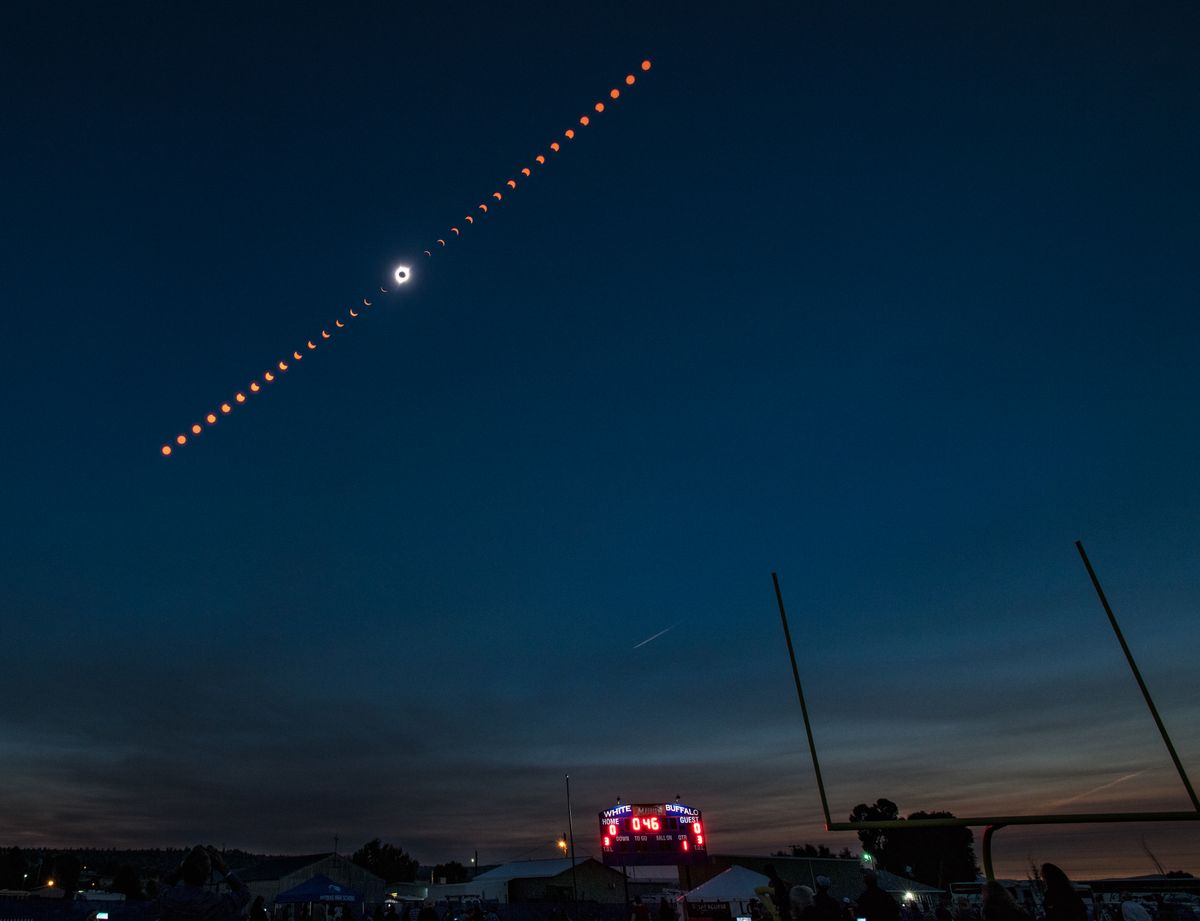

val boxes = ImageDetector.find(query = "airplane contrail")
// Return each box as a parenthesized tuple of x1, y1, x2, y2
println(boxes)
(633, 623, 677, 649)
(1046, 771, 1146, 808)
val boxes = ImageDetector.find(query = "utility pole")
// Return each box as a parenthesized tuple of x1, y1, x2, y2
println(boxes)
(566, 774, 579, 905)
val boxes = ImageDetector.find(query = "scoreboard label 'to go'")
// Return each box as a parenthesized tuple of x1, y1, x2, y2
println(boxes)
(599, 802, 708, 866)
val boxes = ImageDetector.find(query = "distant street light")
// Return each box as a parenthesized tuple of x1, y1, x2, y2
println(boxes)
(556, 837, 568, 854)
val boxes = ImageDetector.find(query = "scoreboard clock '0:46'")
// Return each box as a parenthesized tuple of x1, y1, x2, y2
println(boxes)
(598, 802, 707, 866)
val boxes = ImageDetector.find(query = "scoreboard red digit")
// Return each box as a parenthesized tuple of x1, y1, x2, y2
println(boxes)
(598, 802, 708, 866)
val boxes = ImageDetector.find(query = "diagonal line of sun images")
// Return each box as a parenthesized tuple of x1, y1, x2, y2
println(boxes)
(160, 59, 654, 457)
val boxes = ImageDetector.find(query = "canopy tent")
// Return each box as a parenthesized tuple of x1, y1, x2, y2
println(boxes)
(685, 866, 770, 915)
(275, 875, 364, 905)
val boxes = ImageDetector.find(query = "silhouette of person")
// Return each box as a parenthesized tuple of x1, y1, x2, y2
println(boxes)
(982, 882, 1029, 921)
(856, 869, 899, 921)
(764, 865, 792, 921)
(159, 845, 251, 921)
(1041, 864, 1087, 921)
(791, 885, 815, 921)
(251, 896, 270, 921)
(812, 876, 841, 921)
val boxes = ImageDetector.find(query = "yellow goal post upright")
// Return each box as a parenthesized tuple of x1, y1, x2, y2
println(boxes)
(771, 541, 1200, 880)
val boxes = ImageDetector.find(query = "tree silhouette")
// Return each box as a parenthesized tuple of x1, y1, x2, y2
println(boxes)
(350, 840, 419, 884)
(849, 800, 978, 887)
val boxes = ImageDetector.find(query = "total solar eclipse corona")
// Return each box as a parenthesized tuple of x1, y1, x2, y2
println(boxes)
(159, 58, 653, 457)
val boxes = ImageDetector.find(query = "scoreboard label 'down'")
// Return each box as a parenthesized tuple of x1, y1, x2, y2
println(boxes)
(598, 802, 707, 866)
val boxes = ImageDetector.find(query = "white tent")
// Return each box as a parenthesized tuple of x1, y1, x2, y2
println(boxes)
(684, 866, 770, 916)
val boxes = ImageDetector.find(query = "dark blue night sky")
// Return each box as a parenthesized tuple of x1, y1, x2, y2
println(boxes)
(2, 2, 1198, 878)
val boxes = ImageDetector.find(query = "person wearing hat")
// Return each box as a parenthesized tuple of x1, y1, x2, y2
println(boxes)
(159, 845, 250, 921)
(812, 876, 841, 921)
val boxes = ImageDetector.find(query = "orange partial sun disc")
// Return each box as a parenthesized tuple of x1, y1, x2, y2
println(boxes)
(595, 102, 605, 113)
(192, 424, 202, 434)
(579, 116, 589, 126)
(279, 361, 288, 370)
(550, 142, 560, 151)
(250, 382, 261, 392)
(321, 330, 330, 339)
(363, 298, 371, 306)
(565, 129, 575, 139)
(465, 216, 474, 224)
(521, 167, 531, 176)
(264, 371, 275, 381)
(610, 88, 620, 99)
(207, 413, 217, 424)
(536, 155, 545, 164)
(235, 392, 246, 403)
(176, 435, 187, 445)
(307, 341, 316, 350)
(507, 179, 516, 188)
(349, 309, 358, 317)
(451, 227, 460, 235)
(221, 403, 231, 414)
(493, 192, 502, 200)
(641, 59, 651, 70)
(335, 320, 344, 328)
(293, 351, 302, 360)
(437, 239, 445, 246)
(625, 74, 635, 85)
(161, 445, 172, 456)
(479, 204, 488, 212)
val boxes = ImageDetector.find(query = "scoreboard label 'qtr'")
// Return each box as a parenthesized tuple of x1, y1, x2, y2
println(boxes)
(598, 802, 708, 866)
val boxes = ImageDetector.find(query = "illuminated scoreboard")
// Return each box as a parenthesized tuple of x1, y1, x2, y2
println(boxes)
(598, 802, 708, 866)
